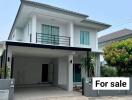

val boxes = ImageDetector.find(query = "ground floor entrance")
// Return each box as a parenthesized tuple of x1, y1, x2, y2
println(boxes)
(42, 64, 48, 83)
(73, 64, 81, 83)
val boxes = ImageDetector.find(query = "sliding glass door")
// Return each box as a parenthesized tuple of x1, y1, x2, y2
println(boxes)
(42, 24, 59, 45)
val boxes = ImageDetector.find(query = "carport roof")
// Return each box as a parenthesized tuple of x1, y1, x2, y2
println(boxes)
(5, 41, 91, 51)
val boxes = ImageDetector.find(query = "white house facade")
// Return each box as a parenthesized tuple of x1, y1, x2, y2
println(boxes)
(0, 0, 110, 91)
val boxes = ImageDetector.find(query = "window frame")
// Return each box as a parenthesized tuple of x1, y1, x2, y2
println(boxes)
(41, 24, 59, 45)
(80, 31, 90, 45)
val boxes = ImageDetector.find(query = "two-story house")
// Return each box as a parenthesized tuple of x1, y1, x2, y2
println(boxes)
(0, 0, 110, 92)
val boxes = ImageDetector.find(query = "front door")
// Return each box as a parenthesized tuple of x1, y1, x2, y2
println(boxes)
(42, 64, 48, 82)
(73, 64, 81, 82)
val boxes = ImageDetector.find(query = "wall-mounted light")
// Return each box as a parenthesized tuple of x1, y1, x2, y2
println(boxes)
(7, 57, 10, 62)
(70, 60, 72, 64)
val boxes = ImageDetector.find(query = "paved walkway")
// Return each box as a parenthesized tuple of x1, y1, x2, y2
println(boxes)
(30, 96, 88, 100)
(15, 95, 132, 100)
(89, 96, 132, 100)
(18, 95, 132, 100)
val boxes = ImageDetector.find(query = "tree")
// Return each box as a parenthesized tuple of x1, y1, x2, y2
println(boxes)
(103, 38, 132, 76)
(81, 52, 95, 77)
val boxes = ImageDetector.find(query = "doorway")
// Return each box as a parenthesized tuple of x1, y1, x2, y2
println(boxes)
(42, 64, 48, 82)
(73, 64, 81, 82)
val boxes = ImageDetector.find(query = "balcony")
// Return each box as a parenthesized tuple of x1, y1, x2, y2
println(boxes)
(36, 33, 70, 46)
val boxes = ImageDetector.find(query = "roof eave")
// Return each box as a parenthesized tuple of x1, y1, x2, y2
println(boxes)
(22, 0, 89, 18)
(82, 19, 111, 27)
(81, 19, 111, 31)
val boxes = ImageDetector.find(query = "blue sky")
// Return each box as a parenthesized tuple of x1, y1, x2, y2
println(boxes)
(0, 0, 132, 40)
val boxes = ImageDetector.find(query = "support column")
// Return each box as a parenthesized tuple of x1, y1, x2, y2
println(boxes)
(94, 53, 100, 77)
(67, 55, 73, 91)
(31, 15, 37, 43)
(69, 22, 74, 46)
(6, 46, 12, 79)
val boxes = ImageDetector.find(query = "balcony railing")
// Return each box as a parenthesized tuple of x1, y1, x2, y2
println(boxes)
(36, 33, 70, 46)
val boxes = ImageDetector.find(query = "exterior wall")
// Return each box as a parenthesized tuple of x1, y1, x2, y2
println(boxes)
(11, 28, 23, 41)
(52, 58, 58, 85)
(23, 19, 32, 42)
(11, 16, 98, 50)
(74, 25, 97, 50)
(58, 57, 68, 89)
(11, 20, 32, 42)
(13, 56, 51, 85)
(15, 28, 23, 41)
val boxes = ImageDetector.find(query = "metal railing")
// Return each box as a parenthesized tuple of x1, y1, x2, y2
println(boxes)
(36, 33, 70, 46)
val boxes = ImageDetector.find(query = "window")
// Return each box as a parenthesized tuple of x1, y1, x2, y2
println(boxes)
(80, 31, 89, 45)
(42, 24, 59, 44)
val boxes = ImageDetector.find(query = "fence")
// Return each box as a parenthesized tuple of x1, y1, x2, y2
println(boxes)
(0, 79, 14, 100)
(82, 77, 132, 97)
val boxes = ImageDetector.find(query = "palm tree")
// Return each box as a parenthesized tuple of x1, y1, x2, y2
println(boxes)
(81, 51, 95, 78)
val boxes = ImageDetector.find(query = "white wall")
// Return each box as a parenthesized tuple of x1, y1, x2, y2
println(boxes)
(23, 19, 32, 42)
(11, 16, 98, 51)
(48, 63, 53, 83)
(15, 28, 23, 41)
(11, 28, 23, 41)
(13, 56, 51, 85)
(73, 57, 81, 64)
(52, 58, 59, 85)
(11, 19, 32, 42)
(58, 57, 68, 89)
(74, 25, 97, 51)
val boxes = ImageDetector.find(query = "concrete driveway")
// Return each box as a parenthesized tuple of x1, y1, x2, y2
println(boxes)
(14, 85, 81, 100)
(89, 96, 132, 100)
(25, 95, 132, 100)
(14, 84, 132, 100)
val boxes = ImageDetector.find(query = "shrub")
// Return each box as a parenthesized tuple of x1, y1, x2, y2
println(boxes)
(101, 65, 118, 77)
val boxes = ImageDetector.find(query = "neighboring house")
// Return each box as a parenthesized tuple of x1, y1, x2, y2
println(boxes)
(98, 28, 132, 62)
(0, 0, 110, 91)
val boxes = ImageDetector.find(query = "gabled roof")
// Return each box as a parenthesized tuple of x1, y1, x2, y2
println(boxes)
(8, 0, 110, 39)
(98, 29, 132, 44)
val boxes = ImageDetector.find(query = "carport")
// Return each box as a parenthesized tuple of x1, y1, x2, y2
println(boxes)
(2, 41, 91, 91)
(9, 45, 75, 90)
(0, 41, 92, 99)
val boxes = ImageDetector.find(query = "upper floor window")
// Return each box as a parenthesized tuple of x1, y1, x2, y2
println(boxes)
(42, 24, 59, 35)
(80, 31, 89, 45)
(41, 24, 59, 44)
